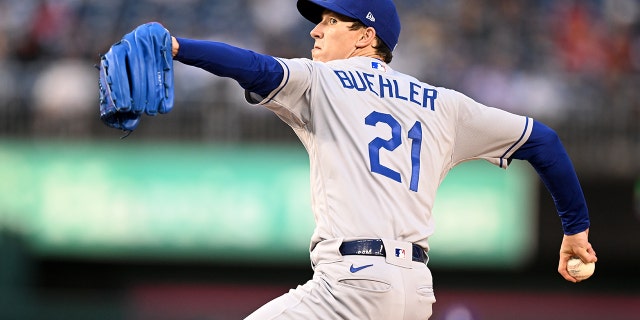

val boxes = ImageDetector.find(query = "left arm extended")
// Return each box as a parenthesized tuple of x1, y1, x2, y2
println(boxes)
(171, 36, 283, 97)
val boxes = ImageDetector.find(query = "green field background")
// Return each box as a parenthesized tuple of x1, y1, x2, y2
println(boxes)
(0, 140, 535, 268)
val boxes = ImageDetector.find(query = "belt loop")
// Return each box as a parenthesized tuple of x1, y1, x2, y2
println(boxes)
(339, 239, 427, 264)
(380, 238, 415, 268)
(311, 238, 344, 267)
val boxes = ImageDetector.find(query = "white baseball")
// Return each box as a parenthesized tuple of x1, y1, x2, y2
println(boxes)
(567, 257, 595, 281)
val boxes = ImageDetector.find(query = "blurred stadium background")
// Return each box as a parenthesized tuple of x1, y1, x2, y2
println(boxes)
(0, 0, 638, 319)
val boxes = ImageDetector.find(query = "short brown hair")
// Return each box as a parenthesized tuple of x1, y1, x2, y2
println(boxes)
(348, 19, 394, 63)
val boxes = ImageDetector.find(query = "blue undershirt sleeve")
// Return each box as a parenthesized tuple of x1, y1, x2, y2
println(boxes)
(511, 120, 590, 235)
(173, 37, 283, 98)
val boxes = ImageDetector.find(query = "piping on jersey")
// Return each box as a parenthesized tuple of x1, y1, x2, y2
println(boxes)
(499, 117, 531, 168)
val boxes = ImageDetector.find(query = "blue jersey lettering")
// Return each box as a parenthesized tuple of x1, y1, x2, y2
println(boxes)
(379, 75, 393, 98)
(393, 80, 408, 101)
(349, 71, 368, 92)
(423, 88, 437, 111)
(363, 72, 378, 96)
(409, 82, 421, 106)
(334, 70, 354, 89)
(334, 69, 438, 111)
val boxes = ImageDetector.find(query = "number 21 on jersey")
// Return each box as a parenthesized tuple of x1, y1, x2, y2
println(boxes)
(365, 111, 422, 192)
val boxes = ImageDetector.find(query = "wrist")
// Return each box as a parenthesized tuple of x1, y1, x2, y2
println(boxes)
(172, 36, 179, 57)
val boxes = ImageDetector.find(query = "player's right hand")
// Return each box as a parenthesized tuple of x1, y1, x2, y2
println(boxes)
(557, 229, 597, 282)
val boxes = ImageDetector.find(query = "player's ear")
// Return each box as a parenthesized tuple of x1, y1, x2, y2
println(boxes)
(355, 27, 377, 48)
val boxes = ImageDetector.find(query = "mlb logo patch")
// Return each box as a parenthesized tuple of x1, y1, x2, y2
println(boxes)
(371, 61, 386, 72)
(395, 248, 406, 259)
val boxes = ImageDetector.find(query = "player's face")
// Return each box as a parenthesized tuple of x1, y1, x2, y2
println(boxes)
(309, 11, 366, 62)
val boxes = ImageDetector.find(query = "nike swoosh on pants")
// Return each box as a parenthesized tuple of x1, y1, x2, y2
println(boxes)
(349, 264, 374, 273)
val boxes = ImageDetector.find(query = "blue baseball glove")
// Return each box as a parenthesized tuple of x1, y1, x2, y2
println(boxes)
(98, 22, 174, 132)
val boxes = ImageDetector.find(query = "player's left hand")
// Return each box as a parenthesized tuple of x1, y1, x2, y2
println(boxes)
(98, 22, 174, 132)
(558, 228, 597, 282)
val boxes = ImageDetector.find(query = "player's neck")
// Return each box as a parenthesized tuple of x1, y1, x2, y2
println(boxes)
(348, 46, 383, 61)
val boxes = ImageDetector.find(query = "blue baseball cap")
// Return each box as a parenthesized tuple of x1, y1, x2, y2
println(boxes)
(297, 0, 401, 51)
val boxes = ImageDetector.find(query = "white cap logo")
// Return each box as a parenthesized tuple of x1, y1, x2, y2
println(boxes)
(366, 12, 376, 22)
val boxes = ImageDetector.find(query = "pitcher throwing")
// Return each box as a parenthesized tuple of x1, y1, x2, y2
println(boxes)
(98, 0, 598, 318)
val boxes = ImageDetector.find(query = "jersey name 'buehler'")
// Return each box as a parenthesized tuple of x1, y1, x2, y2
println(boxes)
(333, 69, 438, 111)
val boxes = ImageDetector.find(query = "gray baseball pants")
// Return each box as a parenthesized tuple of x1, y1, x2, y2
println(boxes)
(245, 238, 436, 320)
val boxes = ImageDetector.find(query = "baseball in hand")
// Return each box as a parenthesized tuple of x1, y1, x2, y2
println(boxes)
(567, 257, 595, 281)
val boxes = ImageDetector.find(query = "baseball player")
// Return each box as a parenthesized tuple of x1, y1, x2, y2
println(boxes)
(100, 0, 598, 318)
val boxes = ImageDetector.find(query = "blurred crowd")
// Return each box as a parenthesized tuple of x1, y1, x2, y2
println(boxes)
(0, 0, 638, 175)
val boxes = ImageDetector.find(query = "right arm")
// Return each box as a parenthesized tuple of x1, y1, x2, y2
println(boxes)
(511, 120, 597, 282)
(511, 120, 590, 236)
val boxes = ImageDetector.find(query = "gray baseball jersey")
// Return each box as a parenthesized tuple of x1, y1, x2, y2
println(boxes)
(249, 56, 533, 253)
